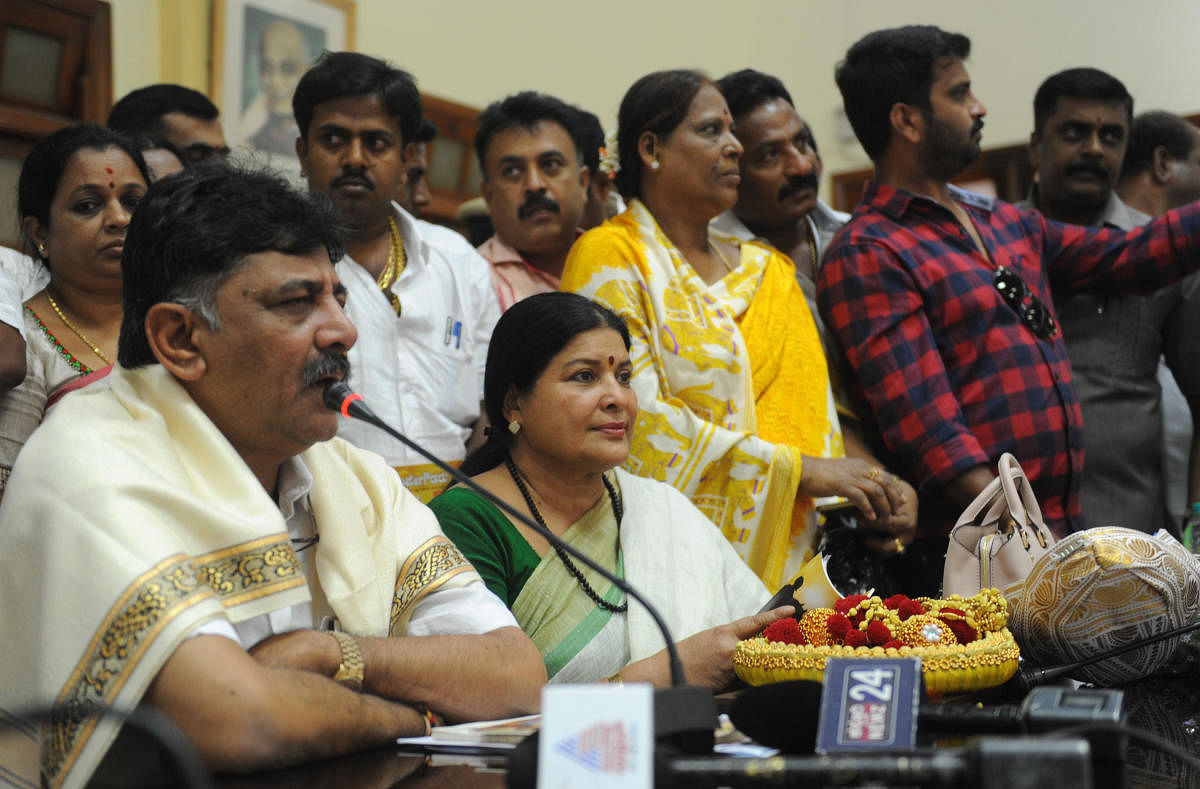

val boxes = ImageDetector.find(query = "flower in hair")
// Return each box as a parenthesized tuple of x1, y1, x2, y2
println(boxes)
(598, 131, 620, 177)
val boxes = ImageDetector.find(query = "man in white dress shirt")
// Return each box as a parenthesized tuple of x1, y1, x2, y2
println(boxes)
(294, 53, 500, 502)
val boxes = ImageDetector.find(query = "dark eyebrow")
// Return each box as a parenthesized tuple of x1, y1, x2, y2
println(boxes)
(564, 356, 632, 368)
(267, 278, 323, 299)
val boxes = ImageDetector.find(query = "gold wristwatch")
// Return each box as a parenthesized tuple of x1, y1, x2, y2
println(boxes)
(330, 630, 364, 691)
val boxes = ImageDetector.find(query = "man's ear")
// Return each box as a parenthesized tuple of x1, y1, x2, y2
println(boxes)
(144, 303, 208, 381)
(889, 103, 923, 146)
(578, 163, 592, 193)
(1028, 131, 1045, 174)
(1152, 145, 1174, 185)
(295, 136, 309, 177)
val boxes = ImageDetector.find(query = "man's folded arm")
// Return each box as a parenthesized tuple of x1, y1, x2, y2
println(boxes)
(143, 634, 426, 773)
(357, 625, 546, 722)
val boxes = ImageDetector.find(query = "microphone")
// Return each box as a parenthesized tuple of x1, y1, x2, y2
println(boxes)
(728, 680, 1124, 755)
(1006, 618, 1200, 693)
(322, 381, 717, 754)
(663, 737, 1094, 788)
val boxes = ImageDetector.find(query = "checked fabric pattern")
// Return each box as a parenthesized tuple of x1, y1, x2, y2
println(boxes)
(818, 180, 1200, 538)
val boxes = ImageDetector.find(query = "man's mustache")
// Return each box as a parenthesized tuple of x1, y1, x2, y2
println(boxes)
(332, 171, 374, 191)
(778, 173, 819, 201)
(301, 353, 351, 387)
(1065, 159, 1109, 180)
(971, 119, 985, 137)
(518, 193, 560, 219)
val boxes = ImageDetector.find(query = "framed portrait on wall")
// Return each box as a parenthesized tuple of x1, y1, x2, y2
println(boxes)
(212, 0, 354, 173)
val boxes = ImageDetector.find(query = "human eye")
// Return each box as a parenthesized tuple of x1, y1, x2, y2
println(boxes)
(570, 368, 596, 383)
(1060, 124, 1085, 142)
(319, 130, 344, 148)
(542, 158, 564, 176)
(501, 163, 523, 181)
(72, 196, 100, 215)
(1100, 127, 1125, 146)
(121, 192, 144, 211)
(617, 368, 633, 386)
(366, 134, 390, 151)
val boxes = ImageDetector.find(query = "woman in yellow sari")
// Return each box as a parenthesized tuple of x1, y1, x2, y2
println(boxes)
(562, 70, 916, 590)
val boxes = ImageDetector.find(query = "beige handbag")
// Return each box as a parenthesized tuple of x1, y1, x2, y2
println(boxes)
(942, 453, 1056, 597)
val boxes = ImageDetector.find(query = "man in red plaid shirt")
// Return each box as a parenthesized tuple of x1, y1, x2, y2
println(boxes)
(820, 25, 1200, 590)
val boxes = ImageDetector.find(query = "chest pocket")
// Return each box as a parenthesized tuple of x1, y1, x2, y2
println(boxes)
(395, 313, 480, 436)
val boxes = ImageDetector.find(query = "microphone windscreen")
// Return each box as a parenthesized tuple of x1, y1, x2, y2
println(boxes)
(727, 680, 822, 755)
(322, 380, 354, 412)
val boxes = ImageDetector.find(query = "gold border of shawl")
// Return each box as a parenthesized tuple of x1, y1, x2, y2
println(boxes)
(42, 554, 209, 787)
(43, 535, 305, 786)
(389, 536, 472, 635)
(192, 534, 306, 607)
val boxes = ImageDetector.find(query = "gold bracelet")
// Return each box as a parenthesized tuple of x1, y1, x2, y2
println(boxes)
(606, 671, 624, 686)
(330, 631, 364, 691)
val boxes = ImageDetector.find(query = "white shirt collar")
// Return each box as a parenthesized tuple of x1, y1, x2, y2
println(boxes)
(276, 455, 314, 519)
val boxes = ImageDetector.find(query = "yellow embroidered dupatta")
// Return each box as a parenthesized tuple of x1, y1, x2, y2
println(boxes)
(562, 201, 841, 588)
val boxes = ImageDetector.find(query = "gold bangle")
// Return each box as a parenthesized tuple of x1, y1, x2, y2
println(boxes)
(330, 631, 364, 691)
(607, 671, 624, 686)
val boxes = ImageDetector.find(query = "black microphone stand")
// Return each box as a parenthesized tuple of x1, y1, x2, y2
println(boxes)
(1011, 618, 1200, 692)
(324, 382, 717, 755)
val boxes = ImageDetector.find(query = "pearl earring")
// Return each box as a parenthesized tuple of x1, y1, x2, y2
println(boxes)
(650, 160, 660, 171)
(508, 419, 521, 435)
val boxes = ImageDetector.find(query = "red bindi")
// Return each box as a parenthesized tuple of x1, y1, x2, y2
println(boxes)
(608, 355, 615, 366)
(105, 167, 113, 174)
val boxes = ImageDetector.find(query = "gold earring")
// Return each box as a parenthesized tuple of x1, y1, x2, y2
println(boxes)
(508, 419, 521, 435)
(37, 243, 46, 257)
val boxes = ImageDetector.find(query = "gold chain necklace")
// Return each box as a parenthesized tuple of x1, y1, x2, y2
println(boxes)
(710, 240, 736, 272)
(46, 292, 110, 365)
(374, 217, 405, 315)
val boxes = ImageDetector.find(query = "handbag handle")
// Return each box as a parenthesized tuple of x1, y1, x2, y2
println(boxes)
(996, 453, 1050, 549)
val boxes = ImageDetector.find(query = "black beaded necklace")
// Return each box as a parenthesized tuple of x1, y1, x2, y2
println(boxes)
(503, 455, 628, 614)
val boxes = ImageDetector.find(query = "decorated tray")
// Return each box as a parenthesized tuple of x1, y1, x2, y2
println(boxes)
(734, 589, 1020, 696)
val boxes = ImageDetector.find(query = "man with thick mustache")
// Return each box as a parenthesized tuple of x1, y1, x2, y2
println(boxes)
(475, 91, 590, 311)
(821, 27, 1200, 563)
(294, 53, 499, 503)
(0, 164, 543, 786)
(712, 69, 849, 357)
(1021, 73, 1199, 535)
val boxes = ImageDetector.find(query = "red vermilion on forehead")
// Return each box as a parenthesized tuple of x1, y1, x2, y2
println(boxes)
(105, 167, 113, 174)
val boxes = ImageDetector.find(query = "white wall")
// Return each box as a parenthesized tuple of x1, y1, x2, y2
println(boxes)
(111, 0, 1200, 198)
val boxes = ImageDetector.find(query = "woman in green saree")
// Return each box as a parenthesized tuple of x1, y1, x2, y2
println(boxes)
(430, 292, 788, 689)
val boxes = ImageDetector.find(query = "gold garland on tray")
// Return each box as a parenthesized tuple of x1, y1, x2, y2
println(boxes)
(733, 589, 1020, 696)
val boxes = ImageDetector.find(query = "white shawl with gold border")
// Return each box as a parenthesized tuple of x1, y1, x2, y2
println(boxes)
(0, 364, 476, 789)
